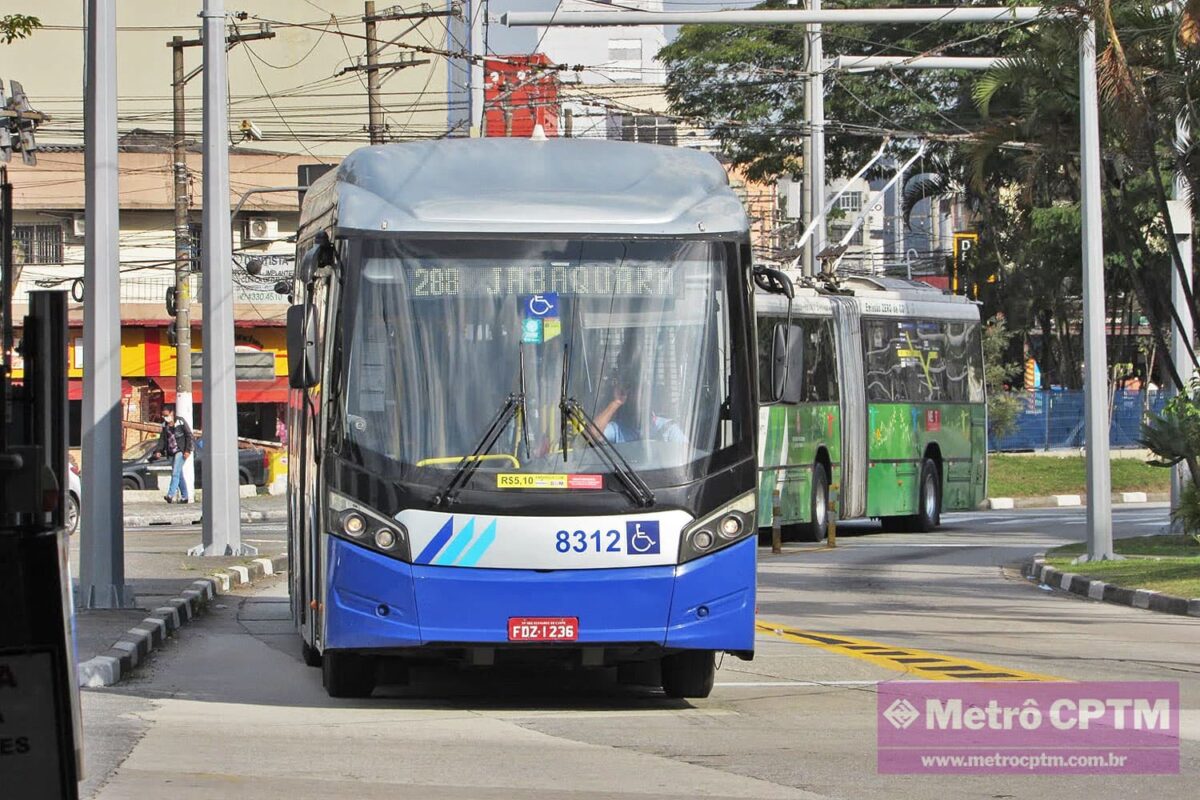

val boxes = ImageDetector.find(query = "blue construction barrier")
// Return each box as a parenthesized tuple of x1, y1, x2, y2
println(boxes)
(988, 389, 1165, 452)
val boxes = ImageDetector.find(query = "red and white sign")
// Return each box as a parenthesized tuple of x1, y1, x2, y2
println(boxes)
(567, 474, 604, 490)
(925, 409, 941, 432)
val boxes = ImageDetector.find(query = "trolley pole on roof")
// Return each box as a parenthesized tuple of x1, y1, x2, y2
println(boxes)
(193, 0, 251, 557)
(79, 0, 134, 608)
(508, 5, 1118, 559)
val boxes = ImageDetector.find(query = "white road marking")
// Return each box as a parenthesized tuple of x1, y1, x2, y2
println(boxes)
(715, 680, 880, 687)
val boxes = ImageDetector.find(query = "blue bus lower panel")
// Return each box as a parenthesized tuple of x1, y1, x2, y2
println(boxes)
(324, 535, 756, 653)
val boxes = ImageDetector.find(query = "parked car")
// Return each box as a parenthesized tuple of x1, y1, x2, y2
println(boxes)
(67, 461, 81, 535)
(120, 438, 269, 491)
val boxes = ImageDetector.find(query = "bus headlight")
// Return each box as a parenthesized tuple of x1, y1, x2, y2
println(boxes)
(718, 514, 743, 539)
(328, 492, 411, 562)
(340, 510, 368, 538)
(678, 491, 755, 563)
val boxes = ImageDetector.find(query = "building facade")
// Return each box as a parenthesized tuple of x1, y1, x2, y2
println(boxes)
(7, 134, 310, 447)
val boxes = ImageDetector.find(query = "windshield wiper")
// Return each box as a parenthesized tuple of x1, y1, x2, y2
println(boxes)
(560, 398, 656, 508)
(433, 392, 523, 507)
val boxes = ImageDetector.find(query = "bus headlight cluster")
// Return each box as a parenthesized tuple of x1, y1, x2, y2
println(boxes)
(328, 492, 410, 561)
(678, 492, 756, 563)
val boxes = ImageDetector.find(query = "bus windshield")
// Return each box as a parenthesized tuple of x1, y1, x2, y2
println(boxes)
(335, 237, 739, 489)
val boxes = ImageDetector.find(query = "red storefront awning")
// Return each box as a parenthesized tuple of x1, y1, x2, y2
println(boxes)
(155, 377, 289, 404)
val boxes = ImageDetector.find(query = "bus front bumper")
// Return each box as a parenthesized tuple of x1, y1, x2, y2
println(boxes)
(323, 534, 756, 654)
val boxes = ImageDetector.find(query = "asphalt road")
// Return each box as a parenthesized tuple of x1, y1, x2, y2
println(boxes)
(81, 505, 1199, 799)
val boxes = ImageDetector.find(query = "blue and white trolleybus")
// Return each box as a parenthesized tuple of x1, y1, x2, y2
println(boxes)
(285, 138, 766, 698)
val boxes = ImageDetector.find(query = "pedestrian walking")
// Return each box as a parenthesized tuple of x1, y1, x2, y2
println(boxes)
(153, 406, 195, 504)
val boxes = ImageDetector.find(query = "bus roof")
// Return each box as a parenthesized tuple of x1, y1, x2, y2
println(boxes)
(300, 139, 749, 238)
(756, 275, 980, 322)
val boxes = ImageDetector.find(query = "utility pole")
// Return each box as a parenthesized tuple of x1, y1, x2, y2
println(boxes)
(170, 37, 194, 497)
(806, 0, 825, 278)
(1078, 19, 1113, 561)
(365, 1, 383, 144)
(1169, 112, 1194, 519)
(79, 0, 133, 608)
(166, 25, 274, 500)
(193, 0, 250, 557)
(339, 2, 446, 143)
(470, 0, 487, 136)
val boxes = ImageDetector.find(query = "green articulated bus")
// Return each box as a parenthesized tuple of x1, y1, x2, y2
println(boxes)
(755, 275, 987, 540)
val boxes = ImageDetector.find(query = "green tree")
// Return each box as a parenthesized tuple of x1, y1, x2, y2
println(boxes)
(982, 315, 1020, 440)
(0, 14, 39, 44)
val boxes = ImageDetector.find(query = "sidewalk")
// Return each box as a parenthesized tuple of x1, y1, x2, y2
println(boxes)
(70, 500, 287, 686)
(123, 492, 286, 526)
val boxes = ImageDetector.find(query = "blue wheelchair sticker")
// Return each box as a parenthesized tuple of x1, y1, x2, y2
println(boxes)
(524, 293, 559, 318)
(625, 521, 660, 555)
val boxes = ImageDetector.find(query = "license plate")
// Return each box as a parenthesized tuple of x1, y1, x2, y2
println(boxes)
(508, 617, 578, 642)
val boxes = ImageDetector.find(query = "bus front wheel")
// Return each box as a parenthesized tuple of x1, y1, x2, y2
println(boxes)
(322, 651, 376, 698)
(797, 463, 829, 542)
(661, 650, 715, 698)
(301, 639, 322, 668)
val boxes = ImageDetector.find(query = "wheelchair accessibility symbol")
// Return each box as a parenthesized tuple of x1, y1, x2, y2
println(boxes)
(524, 292, 559, 318)
(625, 521, 660, 555)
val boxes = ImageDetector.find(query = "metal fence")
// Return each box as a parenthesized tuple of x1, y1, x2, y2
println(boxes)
(988, 389, 1165, 452)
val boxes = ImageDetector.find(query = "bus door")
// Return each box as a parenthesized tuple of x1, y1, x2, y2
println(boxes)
(829, 297, 867, 519)
(294, 275, 329, 649)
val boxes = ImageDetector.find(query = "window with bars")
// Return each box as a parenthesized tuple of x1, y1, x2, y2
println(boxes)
(833, 192, 863, 213)
(616, 114, 677, 147)
(13, 224, 64, 264)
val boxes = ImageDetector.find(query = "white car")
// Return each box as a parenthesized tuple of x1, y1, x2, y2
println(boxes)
(67, 462, 81, 535)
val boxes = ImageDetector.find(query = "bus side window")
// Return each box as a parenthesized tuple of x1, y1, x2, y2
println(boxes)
(864, 319, 897, 401)
(803, 318, 839, 403)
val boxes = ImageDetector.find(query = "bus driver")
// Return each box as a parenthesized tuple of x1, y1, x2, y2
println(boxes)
(592, 378, 686, 445)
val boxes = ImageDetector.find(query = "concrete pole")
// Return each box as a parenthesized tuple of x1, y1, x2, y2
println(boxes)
(470, 0, 486, 136)
(195, 0, 248, 557)
(79, 0, 134, 608)
(365, 1, 384, 145)
(1169, 112, 1194, 514)
(801, 49, 813, 274)
(171, 37, 195, 498)
(1079, 19, 1114, 561)
(807, 0, 825, 276)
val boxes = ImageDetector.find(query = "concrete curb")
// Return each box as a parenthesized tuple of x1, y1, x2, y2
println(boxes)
(76, 553, 288, 688)
(1023, 554, 1200, 618)
(123, 509, 287, 527)
(988, 492, 1168, 510)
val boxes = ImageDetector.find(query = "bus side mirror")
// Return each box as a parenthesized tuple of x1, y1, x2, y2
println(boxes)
(771, 323, 804, 404)
(298, 232, 336, 284)
(286, 304, 318, 389)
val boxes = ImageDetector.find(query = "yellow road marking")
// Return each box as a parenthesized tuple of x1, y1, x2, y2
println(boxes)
(755, 620, 1062, 682)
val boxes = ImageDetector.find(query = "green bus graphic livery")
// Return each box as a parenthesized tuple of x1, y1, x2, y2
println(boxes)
(756, 277, 986, 539)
